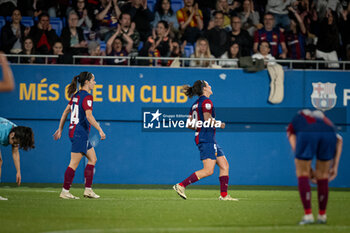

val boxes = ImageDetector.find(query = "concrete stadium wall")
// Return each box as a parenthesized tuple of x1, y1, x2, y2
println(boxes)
(0, 65, 349, 187)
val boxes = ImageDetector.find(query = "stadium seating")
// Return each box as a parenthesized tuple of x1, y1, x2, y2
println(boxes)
(184, 44, 194, 57)
(50, 17, 63, 37)
(100, 41, 106, 52)
(21, 16, 35, 27)
(0, 16, 6, 31)
(171, 0, 184, 12)
(147, 0, 155, 11)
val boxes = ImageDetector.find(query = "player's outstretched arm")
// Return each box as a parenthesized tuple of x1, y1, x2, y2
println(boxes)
(0, 52, 15, 92)
(53, 104, 71, 140)
(329, 134, 343, 181)
(11, 145, 21, 186)
(85, 110, 106, 140)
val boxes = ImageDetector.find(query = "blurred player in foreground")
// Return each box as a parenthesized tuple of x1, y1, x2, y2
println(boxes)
(0, 52, 15, 92)
(287, 109, 343, 224)
(0, 117, 35, 200)
(173, 80, 238, 201)
(54, 72, 106, 199)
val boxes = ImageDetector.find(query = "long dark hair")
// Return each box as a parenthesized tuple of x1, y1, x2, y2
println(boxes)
(67, 71, 93, 97)
(10, 126, 35, 151)
(182, 80, 206, 98)
(154, 0, 174, 16)
(228, 41, 241, 58)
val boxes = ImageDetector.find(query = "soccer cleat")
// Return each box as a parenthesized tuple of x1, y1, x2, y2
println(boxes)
(60, 191, 80, 199)
(299, 214, 315, 225)
(317, 214, 327, 224)
(173, 183, 187, 200)
(219, 195, 239, 201)
(84, 189, 100, 199)
(0, 195, 8, 201)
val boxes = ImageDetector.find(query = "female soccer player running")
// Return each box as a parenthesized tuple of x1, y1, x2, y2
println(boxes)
(173, 80, 238, 201)
(287, 109, 343, 224)
(0, 117, 35, 200)
(54, 72, 106, 199)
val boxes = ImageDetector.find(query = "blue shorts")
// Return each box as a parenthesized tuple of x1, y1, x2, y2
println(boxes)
(70, 134, 92, 155)
(295, 132, 337, 161)
(197, 143, 224, 160)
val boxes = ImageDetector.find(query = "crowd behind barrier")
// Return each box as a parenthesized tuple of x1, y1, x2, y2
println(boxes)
(0, 0, 349, 69)
(3, 53, 350, 70)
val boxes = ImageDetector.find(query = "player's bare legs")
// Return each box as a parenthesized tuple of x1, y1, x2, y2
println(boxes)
(195, 159, 216, 179)
(315, 160, 332, 223)
(60, 153, 83, 199)
(295, 159, 314, 224)
(83, 148, 99, 198)
(216, 156, 229, 176)
(173, 159, 216, 199)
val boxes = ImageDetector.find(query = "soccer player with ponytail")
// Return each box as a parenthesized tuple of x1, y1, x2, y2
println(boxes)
(0, 118, 35, 200)
(173, 80, 238, 201)
(54, 71, 106, 199)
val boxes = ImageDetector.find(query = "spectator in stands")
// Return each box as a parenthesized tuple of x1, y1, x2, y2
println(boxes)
(177, 0, 203, 44)
(28, 13, 59, 54)
(0, 0, 17, 17)
(229, 16, 253, 57)
(252, 41, 276, 65)
(19, 37, 41, 64)
(219, 41, 240, 68)
(315, 10, 340, 68)
(73, 0, 93, 40)
(237, 0, 261, 36)
(48, 41, 73, 64)
(204, 11, 230, 58)
(121, 0, 154, 42)
(212, 0, 240, 31)
(189, 37, 215, 67)
(339, 3, 350, 60)
(285, 7, 307, 59)
(105, 12, 140, 56)
(139, 20, 171, 66)
(61, 11, 88, 55)
(80, 41, 105, 65)
(266, 0, 297, 30)
(167, 39, 186, 66)
(197, 0, 216, 31)
(153, 0, 179, 39)
(1, 8, 30, 54)
(253, 13, 288, 58)
(106, 24, 133, 65)
(94, 0, 121, 40)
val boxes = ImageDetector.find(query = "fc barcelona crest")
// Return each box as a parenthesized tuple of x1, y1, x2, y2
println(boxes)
(311, 82, 337, 111)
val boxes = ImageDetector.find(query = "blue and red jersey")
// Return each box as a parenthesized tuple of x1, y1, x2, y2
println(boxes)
(254, 27, 285, 57)
(68, 90, 93, 138)
(285, 32, 306, 59)
(189, 96, 216, 145)
(287, 110, 336, 136)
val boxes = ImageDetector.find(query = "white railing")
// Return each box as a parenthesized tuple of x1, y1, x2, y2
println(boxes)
(5, 54, 59, 64)
(4, 54, 350, 70)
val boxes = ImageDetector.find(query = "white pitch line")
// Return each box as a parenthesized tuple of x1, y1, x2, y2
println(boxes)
(44, 225, 350, 233)
(0, 188, 57, 193)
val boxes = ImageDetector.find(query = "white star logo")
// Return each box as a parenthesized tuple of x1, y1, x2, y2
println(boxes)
(151, 109, 162, 122)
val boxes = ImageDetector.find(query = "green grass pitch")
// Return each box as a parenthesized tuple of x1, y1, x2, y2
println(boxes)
(0, 184, 349, 233)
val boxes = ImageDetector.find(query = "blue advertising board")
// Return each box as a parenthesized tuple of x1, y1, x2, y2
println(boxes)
(0, 65, 349, 187)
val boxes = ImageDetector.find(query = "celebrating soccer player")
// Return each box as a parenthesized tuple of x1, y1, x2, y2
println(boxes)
(54, 72, 106, 199)
(173, 80, 238, 201)
(287, 109, 343, 224)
